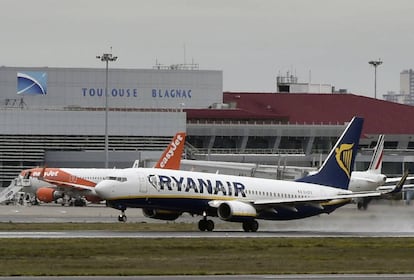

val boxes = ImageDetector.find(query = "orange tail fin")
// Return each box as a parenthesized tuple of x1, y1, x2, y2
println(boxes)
(39, 166, 47, 179)
(154, 132, 186, 170)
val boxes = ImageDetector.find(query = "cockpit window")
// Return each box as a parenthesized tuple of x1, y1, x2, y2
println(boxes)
(105, 176, 127, 182)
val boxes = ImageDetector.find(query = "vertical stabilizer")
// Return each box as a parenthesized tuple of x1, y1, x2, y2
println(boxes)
(367, 134, 384, 173)
(154, 132, 186, 170)
(296, 117, 364, 190)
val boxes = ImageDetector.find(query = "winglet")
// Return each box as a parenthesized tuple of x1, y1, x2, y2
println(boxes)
(296, 117, 364, 190)
(154, 132, 186, 170)
(387, 170, 409, 194)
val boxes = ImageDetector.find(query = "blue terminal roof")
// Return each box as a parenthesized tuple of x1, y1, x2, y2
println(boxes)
(185, 92, 414, 135)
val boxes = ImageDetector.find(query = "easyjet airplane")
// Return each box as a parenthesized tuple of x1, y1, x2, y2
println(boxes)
(94, 117, 407, 232)
(18, 132, 186, 208)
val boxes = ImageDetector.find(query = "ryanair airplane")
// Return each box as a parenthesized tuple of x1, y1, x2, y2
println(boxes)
(94, 117, 406, 232)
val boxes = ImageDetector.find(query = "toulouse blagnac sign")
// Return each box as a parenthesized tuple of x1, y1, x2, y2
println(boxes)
(81, 88, 192, 99)
(16, 71, 193, 100)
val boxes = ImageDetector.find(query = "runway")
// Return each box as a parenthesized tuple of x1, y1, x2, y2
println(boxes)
(1, 229, 414, 238)
(1, 200, 414, 238)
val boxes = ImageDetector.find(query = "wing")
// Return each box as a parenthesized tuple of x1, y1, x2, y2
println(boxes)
(252, 192, 383, 209)
(40, 177, 96, 192)
(377, 172, 413, 192)
(37, 167, 96, 193)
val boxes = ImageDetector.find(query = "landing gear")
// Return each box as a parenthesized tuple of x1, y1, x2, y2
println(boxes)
(198, 219, 214, 231)
(357, 198, 370, 210)
(242, 220, 259, 232)
(70, 198, 86, 207)
(198, 212, 214, 231)
(118, 210, 127, 222)
(357, 202, 366, 210)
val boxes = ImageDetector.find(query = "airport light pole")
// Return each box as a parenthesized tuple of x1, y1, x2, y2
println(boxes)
(96, 52, 118, 168)
(368, 59, 382, 99)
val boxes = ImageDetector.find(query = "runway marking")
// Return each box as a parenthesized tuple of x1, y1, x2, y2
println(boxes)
(1, 230, 414, 238)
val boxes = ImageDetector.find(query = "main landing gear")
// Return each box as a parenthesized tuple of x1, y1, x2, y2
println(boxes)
(198, 212, 214, 231)
(198, 212, 259, 232)
(118, 209, 127, 222)
(242, 220, 259, 232)
(357, 198, 371, 211)
(357, 201, 368, 210)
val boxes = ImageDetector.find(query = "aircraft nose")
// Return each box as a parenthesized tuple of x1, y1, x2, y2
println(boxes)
(95, 180, 115, 199)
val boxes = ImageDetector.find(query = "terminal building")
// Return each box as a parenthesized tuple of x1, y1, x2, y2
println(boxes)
(0, 65, 220, 187)
(1, 65, 414, 187)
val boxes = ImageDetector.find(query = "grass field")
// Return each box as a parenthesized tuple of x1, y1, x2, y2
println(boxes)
(0, 221, 196, 231)
(1, 223, 414, 276)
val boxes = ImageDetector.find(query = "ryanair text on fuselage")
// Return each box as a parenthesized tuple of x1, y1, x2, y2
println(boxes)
(148, 174, 246, 197)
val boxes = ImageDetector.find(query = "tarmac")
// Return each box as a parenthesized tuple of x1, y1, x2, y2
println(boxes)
(1, 200, 414, 235)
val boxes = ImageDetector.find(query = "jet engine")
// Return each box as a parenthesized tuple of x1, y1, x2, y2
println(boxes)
(217, 201, 257, 222)
(36, 187, 64, 203)
(142, 208, 181, 221)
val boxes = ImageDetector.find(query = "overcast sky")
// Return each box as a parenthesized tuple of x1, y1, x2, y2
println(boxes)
(2, 0, 414, 98)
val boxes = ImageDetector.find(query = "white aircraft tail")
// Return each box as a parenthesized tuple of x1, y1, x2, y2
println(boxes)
(368, 134, 384, 174)
(132, 160, 140, 168)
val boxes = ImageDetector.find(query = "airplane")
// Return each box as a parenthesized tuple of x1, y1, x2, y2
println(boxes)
(348, 134, 414, 209)
(349, 134, 386, 193)
(94, 117, 407, 232)
(15, 132, 186, 207)
(348, 134, 386, 210)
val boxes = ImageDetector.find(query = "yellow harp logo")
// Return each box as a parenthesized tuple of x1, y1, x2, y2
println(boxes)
(335, 143, 354, 178)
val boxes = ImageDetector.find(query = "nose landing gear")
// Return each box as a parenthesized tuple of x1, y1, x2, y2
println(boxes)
(198, 211, 214, 231)
(118, 209, 127, 222)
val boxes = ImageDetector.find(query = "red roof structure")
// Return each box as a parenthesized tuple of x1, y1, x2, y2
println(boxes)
(186, 92, 414, 135)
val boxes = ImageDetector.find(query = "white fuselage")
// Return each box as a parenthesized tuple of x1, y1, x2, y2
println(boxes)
(349, 170, 387, 192)
(95, 167, 352, 220)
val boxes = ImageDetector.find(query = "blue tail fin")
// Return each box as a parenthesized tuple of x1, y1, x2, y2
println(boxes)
(296, 117, 364, 190)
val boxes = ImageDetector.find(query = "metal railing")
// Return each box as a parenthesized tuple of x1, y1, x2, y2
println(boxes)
(195, 148, 305, 155)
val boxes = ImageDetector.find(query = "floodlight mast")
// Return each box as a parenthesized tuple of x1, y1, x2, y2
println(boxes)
(368, 59, 382, 99)
(96, 52, 118, 168)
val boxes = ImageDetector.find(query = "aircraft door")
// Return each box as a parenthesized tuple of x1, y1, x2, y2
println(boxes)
(139, 176, 147, 193)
